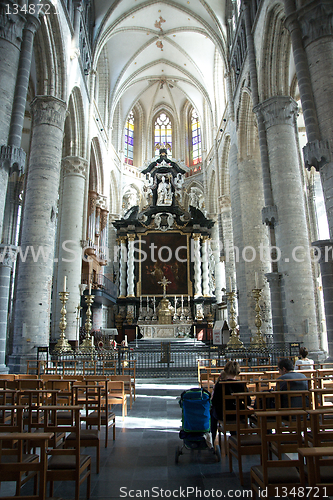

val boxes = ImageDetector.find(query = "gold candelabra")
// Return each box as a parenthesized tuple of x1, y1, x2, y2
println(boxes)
(226, 290, 244, 350)
(250, 288, 267, 350)
(54, 291, 73, 353)
(80, 294, 96, 353)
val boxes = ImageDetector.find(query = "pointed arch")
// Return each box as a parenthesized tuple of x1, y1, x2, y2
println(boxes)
(259, 4, 291, 101)
(237, 89, 259, 161)
(63, 87, 86, 159)
(34, 5, 66, 100)
(89, 137, 104, 194)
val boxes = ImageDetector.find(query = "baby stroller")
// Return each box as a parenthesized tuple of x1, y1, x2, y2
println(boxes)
(175, 387, 221, 463)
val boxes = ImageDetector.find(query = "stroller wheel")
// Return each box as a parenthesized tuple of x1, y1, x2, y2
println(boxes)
(215, 444, 221, 462)
(175, 445, 181, 464)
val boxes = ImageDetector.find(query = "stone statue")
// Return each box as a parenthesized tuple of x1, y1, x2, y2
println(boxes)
(157, 175, 173, 206)
(174, 173, 184, 205)
(189, 187, 199, 208)
(143, 173, 154, 206)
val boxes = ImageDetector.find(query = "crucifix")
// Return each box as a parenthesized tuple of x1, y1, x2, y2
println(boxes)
(158, 275, 172, 297)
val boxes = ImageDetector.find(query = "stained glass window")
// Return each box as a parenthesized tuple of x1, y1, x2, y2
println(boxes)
(125, 111, 134, 165)
(154, 112, 172, 156)
(191, 109, 202, 165)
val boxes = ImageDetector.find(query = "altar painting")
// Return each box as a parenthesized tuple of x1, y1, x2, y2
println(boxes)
(139, 232, 189, 296)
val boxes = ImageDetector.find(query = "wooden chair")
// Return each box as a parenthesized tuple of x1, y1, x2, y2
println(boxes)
(298, 445, 333, 499)
(42, 405, 91, 500)
(0, 432, 54, 499)
(121, 359, 136, 402)
(216, 380, 250, 455)
(111, 374, 134, 409)
(107, 380, 127, 419)
(306, 408, 333, 447)
(228, 393, 262, 486)
(311, 387, 333, 409)
(250, 410, 306, 499)
(66, 385, 102, 473)
(86, 380, 116, 448)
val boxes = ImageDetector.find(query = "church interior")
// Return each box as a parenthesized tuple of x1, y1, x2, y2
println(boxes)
(1, 0, 333, 496)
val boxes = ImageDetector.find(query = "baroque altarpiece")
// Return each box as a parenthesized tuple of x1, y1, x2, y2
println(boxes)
(114, 150, 216, 339)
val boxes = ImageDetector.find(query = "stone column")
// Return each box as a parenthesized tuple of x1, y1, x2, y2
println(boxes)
(192, 233, 202, 298)
(9, 95, 67, 372)
(0, 2, 25, 237)
(201, 236, 210, 297)
(260, 96, 319, 350)
(119, 236, 127, 298)
(127, 234, 135, 297)
(220, 195, 237, 320)
(265, 272, 284, 344)
(53, 157, 87, 343)
(0, 246, 14, 372)
(312, 240, 333, 357)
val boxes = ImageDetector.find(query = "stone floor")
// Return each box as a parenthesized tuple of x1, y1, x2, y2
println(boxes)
(2, 378, 259, 499)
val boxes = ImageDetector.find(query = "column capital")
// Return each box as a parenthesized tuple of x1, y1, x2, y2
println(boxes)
(265, 271, 283, 284)
(192, 233, 201, 241)
(256, 96, 298, 130)
(262, 205, 278, 226)
(298, 1, 333, 47)
(0, 2, 25, 47)
(303, 140, 332, 171)
(62, 156, 88, 178)
(30, 95, 67, 130)
(0, 145, 26, 175)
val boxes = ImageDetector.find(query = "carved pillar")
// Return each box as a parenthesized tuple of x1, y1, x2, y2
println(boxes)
(9, 96, 67, 372)
(211, 215, 224, 304)
(259, 96, 319, 349)
(52, 157, 88, 342)
(119, 236, 127, 298)
(127, 234, 135, 297)
(201, 236, 210, 297)
(192, 233, 202, 298)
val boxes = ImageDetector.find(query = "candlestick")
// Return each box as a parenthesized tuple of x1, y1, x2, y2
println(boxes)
(54, 291, 72, 353)
(63, 275, 67, 292)
(89, 281, 91, 295)
(229, 276, 232, 291)
(255, 272, 259, 289)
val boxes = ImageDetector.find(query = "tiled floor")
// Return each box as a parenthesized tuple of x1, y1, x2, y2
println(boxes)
(3, 378, 258, 499)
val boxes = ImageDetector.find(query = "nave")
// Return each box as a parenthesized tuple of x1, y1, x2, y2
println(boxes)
(2, 379, 253, 500)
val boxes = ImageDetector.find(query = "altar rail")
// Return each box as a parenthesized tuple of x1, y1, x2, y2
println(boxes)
(27, 343, 297, 378)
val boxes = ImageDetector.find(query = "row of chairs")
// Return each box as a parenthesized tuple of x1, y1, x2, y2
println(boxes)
(0, 404, 91, 500)
(215, 382, 333, 494)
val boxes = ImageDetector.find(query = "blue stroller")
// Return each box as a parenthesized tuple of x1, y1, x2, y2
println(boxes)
(175, 388, 221, 463)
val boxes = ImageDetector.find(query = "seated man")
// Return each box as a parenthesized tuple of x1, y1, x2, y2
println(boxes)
(277, 357, 309, 408)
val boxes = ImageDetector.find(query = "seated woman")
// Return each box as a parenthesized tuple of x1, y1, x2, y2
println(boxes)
(210, 361, 250, 444)
(294, 347, 314, 370)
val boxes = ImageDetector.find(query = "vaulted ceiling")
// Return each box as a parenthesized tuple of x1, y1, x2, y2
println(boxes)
(93, 0, 228, 135)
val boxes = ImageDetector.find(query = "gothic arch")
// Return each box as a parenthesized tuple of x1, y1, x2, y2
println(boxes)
(237, 90, 259, 161)
(63, 87, 86, 159)
(96, 46, 110, 127)
(259, 3, 291, 101)
(33, 5, 66, 100)
(89, 137, 104, 194)
(110, 170, 121, 216)
(220, 135, 231, 198)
